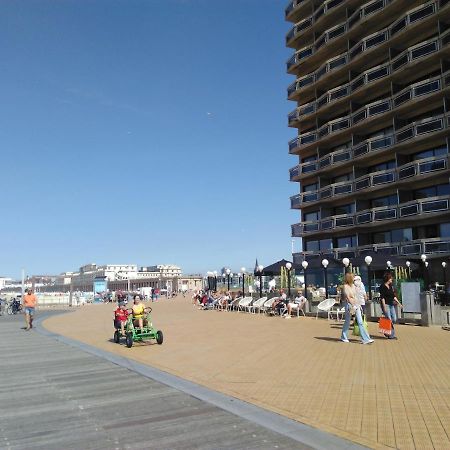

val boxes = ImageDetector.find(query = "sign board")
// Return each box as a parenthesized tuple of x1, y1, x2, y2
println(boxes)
(93, 276, 108, 302)
(401, 282, 421, 313)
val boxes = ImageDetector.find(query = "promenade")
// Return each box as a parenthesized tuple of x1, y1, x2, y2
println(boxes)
(41, 296, 450, 450)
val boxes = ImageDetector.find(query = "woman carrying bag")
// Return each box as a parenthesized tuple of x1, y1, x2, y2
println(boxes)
(379, 272, 403, 340)
(340, 272, 374, 344)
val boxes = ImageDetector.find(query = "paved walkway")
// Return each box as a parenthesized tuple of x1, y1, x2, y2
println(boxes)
(41, 297, 450, 449)
(0, 312, 362, 450)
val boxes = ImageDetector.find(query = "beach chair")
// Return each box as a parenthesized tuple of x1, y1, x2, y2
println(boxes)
(238, 297, 253, 312)
(316, 298, 337, 320)
(227, 297, 241, 311)
(249, 297, 267, 314)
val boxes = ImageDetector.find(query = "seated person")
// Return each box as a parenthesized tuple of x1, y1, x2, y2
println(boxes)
(114, 302, 129, 334)
(131, 295, 147, 331)
(269, 296, 285, 316)
(285, 291, 307, 319)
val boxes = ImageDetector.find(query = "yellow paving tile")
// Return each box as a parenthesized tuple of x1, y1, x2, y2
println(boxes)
(42, 296, 450, 450)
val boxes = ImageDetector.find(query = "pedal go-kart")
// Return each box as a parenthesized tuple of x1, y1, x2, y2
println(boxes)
(114, 307, 163, 348)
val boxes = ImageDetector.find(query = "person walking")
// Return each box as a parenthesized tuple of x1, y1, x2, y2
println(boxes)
(340, 273, 373, 344)
(353, 275, 367, 314)
(379, 272, 403, 340)
(23, 288, 37, 330)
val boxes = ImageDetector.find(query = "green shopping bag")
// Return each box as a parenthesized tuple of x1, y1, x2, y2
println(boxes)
(353, 315, 368, 336)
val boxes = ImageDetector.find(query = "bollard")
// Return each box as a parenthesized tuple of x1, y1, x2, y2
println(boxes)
(420, 291, 435, 326)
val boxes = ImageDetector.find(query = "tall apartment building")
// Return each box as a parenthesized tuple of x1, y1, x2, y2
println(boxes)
(286, 0, 450, 277)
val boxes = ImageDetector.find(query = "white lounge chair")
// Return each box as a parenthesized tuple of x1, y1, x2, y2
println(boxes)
(249, 296, 267, 314)
(238, 296, 253, 312)
(227, 297, 242, 311)
(261, 297, 276, 314)
(316, 298, 336, 320)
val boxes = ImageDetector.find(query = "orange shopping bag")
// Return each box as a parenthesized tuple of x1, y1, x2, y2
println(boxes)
(378, 317, 392, 336)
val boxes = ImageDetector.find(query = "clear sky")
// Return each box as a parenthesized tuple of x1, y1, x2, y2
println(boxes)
(0, 0, 297, 278)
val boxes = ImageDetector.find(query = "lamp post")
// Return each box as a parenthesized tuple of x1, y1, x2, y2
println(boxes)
(257, 264, 264, 298)
(285, 262, 292, 299)
(241, 267, 246, 296)
(301, 260, 309, 300)
(442, 261, 447, 286)
(406, 261, 411, 279)
(322, 258, 329, 298)
(226, 268, 231, 291)
(386, 260, 392, 273)
(213, 270, 218, 291)
(365, 255, 373, 301)
(421, 254, 428, 290)
(342, 257, 350, 274)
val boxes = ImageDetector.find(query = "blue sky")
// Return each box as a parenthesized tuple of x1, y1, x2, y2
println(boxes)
(0, 0, 297, 278)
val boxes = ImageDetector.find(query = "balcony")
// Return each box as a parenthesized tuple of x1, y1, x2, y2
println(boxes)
(291, 196, 450, 237)
(287, 1, 450, 98)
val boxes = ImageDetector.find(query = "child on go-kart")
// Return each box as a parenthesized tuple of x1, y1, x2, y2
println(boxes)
(131, 295, 151, 332)
(114, 302, 129, 335)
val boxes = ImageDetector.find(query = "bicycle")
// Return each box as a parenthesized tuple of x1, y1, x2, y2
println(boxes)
(7, 299, 22, 315)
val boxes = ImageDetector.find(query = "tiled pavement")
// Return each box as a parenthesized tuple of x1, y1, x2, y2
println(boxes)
(42, 297, 450, 449)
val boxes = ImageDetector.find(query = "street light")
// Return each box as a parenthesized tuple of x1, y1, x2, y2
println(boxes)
(322, 258, 329, 298)
(342, 257, 350, 273)
(442, 261, 447, 287)
(241, 267, 246, 296)
(365, 255, 373, 301)
(225, 268, 231, 291)
(301, 260, 309, 300)
(406, 260, 411, 279)
(421, 254, 428, 290)
(285, 262, 292, 299)
(256, 264, 264, 298)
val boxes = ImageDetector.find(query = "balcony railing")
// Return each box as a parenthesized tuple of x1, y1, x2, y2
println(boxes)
(287, 2, 449, 97)
(291, 196, 450, 235)
(289, 72, 449, 150)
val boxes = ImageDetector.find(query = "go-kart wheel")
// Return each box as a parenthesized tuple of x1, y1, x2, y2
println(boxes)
(156, 330, 163, 345)
(114, 330, 120, 343)
(126, 332, 133, 348)
(7, 306, 13, 315)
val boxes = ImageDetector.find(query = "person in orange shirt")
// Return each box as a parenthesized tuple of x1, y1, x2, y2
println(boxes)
(23, 288, 37, 330)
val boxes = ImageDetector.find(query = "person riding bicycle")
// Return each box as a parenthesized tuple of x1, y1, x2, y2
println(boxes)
(114, 302, 129, 335)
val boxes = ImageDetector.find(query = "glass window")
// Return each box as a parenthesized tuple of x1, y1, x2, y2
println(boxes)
(373, 231, 389, 244)
(412, 146, 448, 161)
(319, 239, 333, 250)
(303, 183, 318, 192)
(333, 172, 352, 183)
(437, 184, 450, 196)
(414, 184, 450, 199)
(304, 211, 319, 222)
(336, 235, 357, 248)
(391, 228, 413, 242)
(440, 223, 450, 238)
(305, 240, 319, 251)
(371, 194, 398, 208)
(302, 154, 317, 163)
(370, 160, 396, 172)
(333, 203, 355, 215)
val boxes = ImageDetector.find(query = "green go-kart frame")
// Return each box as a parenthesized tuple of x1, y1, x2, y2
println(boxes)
(114, 306, 163, 348)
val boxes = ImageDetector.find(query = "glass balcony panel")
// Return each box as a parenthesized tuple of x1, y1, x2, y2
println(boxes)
(316, 65, 327, 80)
(425, 241, 450, 253)
(321, 219, 333, 230)
(364, 0, 385, 15)
(374, 208, 396, 220)
(392, 53, 409, 71)
(409, 4, 435, 24)
(355, 178, 370, 190)
(394, 91, 412, 106)
(291, 223, 302, 237)
(401, 243, 421, 255)
(391, 17, 407, 36)
(303, 192, 319, 202)
(414, 79, 440, 97)
(331, 119, 350, 131)
(356, 212, 372, 223)
(400, 204, 419, 216)
(419, 159, 446, 173)
(328, 24, 346, 40)
(396, 127, 414, 142)
(368, 100, 390, 116)
(299, 47, 313, 60)
(367, 66, 389, 82)
(289, 138, 299, 151)
(353, 110, 367, 124)
(328, 0, 344, 8)
(349, 11, 362, 28)
(333, 151, 351, 163)
(287, 55, 297, 70)
(286, 28, 296, 43)
(350, 44, 364, 59)
(441, 0, 450, 8)
(334, 183, 352, 195)
(298, 17, 313, 32)
(443, 30, 450, 45)
(301, 103, 316, 115)
(288, 82, 297, 97)
(411, 41, 438, 59)
(319, 156, 331, 168)
(377, 246, 398, 255)
(365, 31, 387, 49)
(314, 6, 325, 21)
(335, 216, 354, 227)
(320, 188, 332, 198)
(302, 162, 318, 173)
(304, 222, 320, 232)
(373, 172, 395, 185)
(315, 35, 327, 50)
(371, 136, 393, 150)
(285, 1, 295, 17)
(329, 86, 349, 101)
(329, 55, 347, 70)
(300, 133, 316, 144)
(416, 118, 443, 135)
(318, 127, 330, 138)
(398, 165, 417, 179)
(422, 199, 448, 213)
(317, 95, 329, 108)
(299, 75, 315, 87)
(290, 167, 300, 179)
(353, 143, 368, 157)
(288, 111, 298, 123)
(351, 77, 365, 91)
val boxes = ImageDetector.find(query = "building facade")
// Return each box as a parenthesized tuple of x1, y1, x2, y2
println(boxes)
(286, 0, 450, 274)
